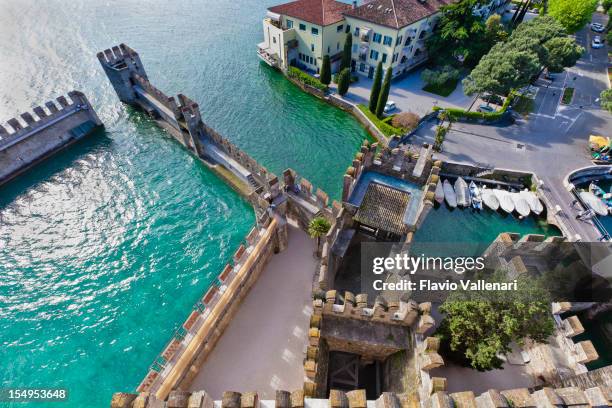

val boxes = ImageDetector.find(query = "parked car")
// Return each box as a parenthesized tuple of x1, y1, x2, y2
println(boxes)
(591, 23, 605, 33)
(477, 104, 496, 113)
(383, 101, 397, 113)
(592, 36, 604, 49)
(544, 72, 555, 81)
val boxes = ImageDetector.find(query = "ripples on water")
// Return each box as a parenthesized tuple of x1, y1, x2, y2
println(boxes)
(0, 0, 367, 406)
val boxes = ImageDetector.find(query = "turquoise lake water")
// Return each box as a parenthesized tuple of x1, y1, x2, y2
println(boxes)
(0, 0, 368, 406)
(0, 1, 558, 407)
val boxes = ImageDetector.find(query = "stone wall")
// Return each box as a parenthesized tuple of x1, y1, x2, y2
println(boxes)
(0, 90, 103, 186)
(137, 217, 287, 400)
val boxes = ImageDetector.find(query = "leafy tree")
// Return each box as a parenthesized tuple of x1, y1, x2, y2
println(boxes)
(485, 14, 508, 43)
(320, 55, 331, 85)
(375, 67, 393, 118)
(604, 0, 612, 12)
(391, 112, 420, 130)
(436, 272, 554, 371)
(369, 62, 383, 113)
(544, 37, 584, 72)
(341, 32, 353, 71)
(601, 89, 612, 113)
(337, 68, 351, 95)
(308, 217, 331, 252)
(549, 0, 597, 33)
(463, 16, 582, 95)
(426, 0, 490, 67)
(463, 45, 540, 95)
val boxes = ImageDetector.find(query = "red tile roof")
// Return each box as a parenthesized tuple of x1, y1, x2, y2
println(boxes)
(343, 0, 454, 29)
(268, 0, 353, 26)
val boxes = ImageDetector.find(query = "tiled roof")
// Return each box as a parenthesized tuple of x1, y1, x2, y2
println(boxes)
(354, 182, 410, 235)
(268, 0, 353, 26)
(343, 0, 454, 29)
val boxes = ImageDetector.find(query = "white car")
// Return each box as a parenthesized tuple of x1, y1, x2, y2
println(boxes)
(383, 101, 397, 113)
(591, 23, 605, 33)
(591, 36, 604, 49)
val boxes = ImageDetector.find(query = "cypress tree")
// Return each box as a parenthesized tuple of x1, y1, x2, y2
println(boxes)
(320, 55, 331, 85)
(368, 62, 383, 113)
(341, 32, 353, 70)
(337, 68, 351, 96)
(375, 67, 392, 118)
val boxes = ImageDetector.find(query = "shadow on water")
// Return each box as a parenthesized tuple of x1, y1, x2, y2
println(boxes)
(0, 128, 112, 208)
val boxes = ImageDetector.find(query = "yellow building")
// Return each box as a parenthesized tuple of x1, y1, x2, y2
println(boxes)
(259, 0, 509, 78)
(343, 0, 454, 79)
(257, 0, 353, 73)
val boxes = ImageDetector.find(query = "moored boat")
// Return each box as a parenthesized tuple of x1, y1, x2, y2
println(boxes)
(434, 180, 445, 204)
(481, 187, 500, 211)
(469, 181, 482, 210)
(510, 193, 530, 217)
(443, 180, 457, 208)
(579, 191, 609, 216)
(519, 190, 544, 215)
(455, 177, 470, 207)
(494, 189, 514, 213)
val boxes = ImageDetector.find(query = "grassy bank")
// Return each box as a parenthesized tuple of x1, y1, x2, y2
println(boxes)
(357, 104, 404, 138)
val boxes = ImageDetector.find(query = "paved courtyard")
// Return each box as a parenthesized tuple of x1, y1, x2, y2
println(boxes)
(342, 67, 474, 116)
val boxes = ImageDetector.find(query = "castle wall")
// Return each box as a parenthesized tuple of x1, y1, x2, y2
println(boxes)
(0, 91, 103, 186)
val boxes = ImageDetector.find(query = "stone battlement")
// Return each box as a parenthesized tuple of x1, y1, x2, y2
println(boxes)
(0, 90, 103, 185)
(137, 216, 288, 400)
(110, 382, 611, 408)
(98, 43, 276, 201)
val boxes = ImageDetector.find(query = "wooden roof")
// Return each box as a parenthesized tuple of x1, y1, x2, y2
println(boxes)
(354, 182, 410, 235)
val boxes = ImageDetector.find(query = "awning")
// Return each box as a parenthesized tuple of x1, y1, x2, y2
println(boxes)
(266, 11, 281, 21)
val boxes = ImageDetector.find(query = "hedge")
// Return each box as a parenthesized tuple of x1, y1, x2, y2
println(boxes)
(357, 104, 404, 137)
(434, 92, 515, 122)
(287, 67, 327, 91)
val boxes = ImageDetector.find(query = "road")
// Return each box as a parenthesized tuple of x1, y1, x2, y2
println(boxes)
(410, 13, 612, 241)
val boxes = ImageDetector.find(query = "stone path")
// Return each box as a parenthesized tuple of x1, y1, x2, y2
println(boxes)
(188, 223, 315, 398)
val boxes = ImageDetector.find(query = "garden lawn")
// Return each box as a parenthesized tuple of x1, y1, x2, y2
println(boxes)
(423, 79, 459, 97)
(357, 104, 404, 138)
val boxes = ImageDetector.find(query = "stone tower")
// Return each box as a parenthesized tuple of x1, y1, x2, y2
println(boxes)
(97, 44, 148, 103)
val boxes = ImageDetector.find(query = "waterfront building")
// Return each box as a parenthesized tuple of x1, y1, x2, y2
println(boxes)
(260, 0, 510, 78)
(257, 0, 353, 73)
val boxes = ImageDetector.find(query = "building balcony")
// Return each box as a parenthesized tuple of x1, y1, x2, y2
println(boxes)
(256, 43, 280, 68)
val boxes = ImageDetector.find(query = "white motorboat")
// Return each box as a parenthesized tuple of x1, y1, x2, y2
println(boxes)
(510, 192, 530, 217)
(469, 181, 482, 210)
(434, 180, 445, 204)
(579, 191, 609, 216)
(454, 177, 470, 207)
(494, 189, 515, 213)
(443, 180, 457, 208)
(481, 187, 500, 211)
(519, 190, 544, 215)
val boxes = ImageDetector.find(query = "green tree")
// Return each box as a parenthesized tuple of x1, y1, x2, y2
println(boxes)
(485, 14, 508, 43)
(369, 62, 383, 113)
(426, 0, 490, 67)
(463, 45, 540, 95)
(437, 272, 554, 371)
(544, 37, 584, 72)
(320, 55, 331, 85)
(549, 0, 597, 33)
(308, 217, 331, 253)
(375, 67, 393, 118)
(337, 68, 351, 95)
(422, 65, 461, 87)
(601, 89, 612, 113)
(341, 32, 353, 71)
(463, 16, 581, 95)
(603, 0, 612, 12)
